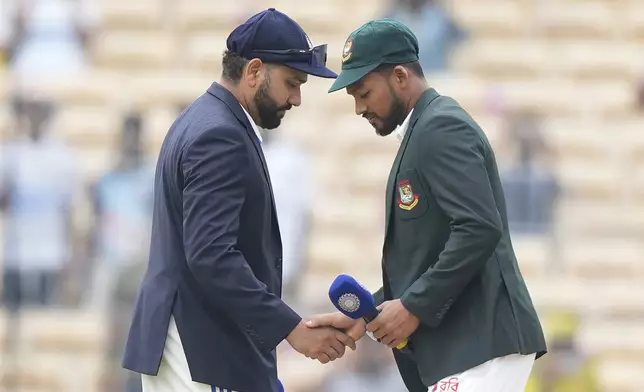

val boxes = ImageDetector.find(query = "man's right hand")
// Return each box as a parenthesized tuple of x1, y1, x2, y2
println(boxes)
(286, 321, 356, 364)
(305, 312, 367, 342)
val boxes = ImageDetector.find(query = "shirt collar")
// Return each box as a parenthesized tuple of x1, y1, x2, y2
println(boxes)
(239, 103, 263, 145)
(395, 109, 414, 142)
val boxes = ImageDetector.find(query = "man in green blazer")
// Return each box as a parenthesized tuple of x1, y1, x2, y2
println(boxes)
(307, 19, 547, 391)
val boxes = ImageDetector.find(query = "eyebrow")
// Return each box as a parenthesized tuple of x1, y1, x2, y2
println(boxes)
(346, 81, 364, 94)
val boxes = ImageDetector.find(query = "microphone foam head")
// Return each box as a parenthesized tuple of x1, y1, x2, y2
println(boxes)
(328, 274, 376, 319)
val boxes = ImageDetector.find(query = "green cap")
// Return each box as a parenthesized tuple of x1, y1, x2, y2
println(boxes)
(328, 19, 419, 93)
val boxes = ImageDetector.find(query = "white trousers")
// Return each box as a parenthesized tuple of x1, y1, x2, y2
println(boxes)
(141, 316, 238, 392)
(428, 353, 536, 392)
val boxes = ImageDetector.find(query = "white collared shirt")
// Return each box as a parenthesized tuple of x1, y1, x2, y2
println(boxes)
(141, 317, 239, 392)
(239, 103, 263, 145)
(395, 109, 414, 142)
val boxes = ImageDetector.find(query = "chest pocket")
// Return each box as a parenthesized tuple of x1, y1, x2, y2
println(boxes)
(394, 168, 429, 220)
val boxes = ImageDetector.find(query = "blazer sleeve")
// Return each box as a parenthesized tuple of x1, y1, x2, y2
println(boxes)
(372, 286, 385, 307)
(400, 115, 503, 328)
(181, 125, 301, 352)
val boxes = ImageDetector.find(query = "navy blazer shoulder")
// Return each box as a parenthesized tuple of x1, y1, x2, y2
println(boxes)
(122, 82, 301, 392)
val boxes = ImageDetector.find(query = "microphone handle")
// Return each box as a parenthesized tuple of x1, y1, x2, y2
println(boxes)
(361, 309, 408, 351)
(362, 307, 380, 323)
(362, 314, 377, 323)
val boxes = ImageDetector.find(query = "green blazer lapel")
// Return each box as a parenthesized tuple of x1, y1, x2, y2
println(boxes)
(384, 88, 440, 241)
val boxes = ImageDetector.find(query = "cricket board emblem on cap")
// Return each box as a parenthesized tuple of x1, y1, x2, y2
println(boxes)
(398, 179, 419, 210)
(338, 293, 360, 312)
(342, 38, 353, 62)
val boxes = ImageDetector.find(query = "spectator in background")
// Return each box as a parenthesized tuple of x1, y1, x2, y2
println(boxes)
(87, 112, 154, 313)
(0, 96, 77, 309)
(261, 128, 313, 310)
(320, 336, 407, 391)
(385, 0, 467, 72)
(88, 112, 153, 392)
(500, 111, 560, 236)
(7, 0, 97, 81)
(525, 311, 600, 392)
(636, 76, 644, 112)
(109, 259, 147, 392)
(0, 0, 16, 66)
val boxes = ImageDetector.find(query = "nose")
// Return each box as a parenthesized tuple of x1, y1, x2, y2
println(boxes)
(288, 89, 302, 107)
(354, 100, 366, 116)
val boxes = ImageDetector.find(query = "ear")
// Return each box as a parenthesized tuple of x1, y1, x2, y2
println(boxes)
(392, 65, 410, 88)
(245, 58, 264, 88)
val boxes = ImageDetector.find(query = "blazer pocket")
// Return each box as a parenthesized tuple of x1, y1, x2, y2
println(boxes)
(394, 169, 429, 220)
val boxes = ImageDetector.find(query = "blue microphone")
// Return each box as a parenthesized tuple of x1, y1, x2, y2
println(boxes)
(328, 274, 408, 350)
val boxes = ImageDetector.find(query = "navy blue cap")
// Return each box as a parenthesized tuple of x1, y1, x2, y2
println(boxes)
(226, 8, 337, 79)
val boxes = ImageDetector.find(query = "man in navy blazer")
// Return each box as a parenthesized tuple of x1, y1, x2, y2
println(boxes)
(122, 9, 358, 392)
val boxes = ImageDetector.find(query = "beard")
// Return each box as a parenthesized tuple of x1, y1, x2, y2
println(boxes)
(253, 77, 291, 130)
(365, 86, 407, 137)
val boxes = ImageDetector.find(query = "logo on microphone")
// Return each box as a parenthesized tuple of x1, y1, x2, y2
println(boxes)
(338, 293, 360, 312)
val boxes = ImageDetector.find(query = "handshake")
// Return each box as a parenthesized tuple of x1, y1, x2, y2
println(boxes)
(285, 274, 420, 364)
(285, 312, 367, 364)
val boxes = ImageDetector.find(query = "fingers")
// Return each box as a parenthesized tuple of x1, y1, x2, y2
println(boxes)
(373, 327, 387, 340)
(377, 330, 395, 347)
(305, 313, 334, 328)
(334, 330, 357, 351)
(372, 330, 405, 349)
(306, 312, 354, 329)
(309, 343, 336, 363)
(303, 325, 366, 364)
(316, 352, 331, 364)
(313, 341, 343, 363)
(309, 329, 357, 363)
(366, 318, 382, 333)
(374, 328, 406, 348)
(321, 331, 348, 360)
(376, 300, 390, 312)
(374, 329, 407, 350)
(346, 321, 366, 342)
(328, 337, 346, 359)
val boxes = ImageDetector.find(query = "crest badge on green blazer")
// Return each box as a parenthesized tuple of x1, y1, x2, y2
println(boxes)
(398, 179, 419, 210)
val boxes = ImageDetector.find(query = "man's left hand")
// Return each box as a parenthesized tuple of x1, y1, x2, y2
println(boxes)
(366, 299, 420, 349)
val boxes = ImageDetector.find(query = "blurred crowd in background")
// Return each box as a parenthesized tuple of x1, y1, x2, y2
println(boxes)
(0, 0, 643, 391)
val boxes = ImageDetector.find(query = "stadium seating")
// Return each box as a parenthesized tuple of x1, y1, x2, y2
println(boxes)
(0, 309, 107, 392)
(97, 0, 166, 31)
(91, 30, 177, 70)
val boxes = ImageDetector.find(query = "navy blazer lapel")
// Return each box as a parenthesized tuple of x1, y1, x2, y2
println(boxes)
(207, 82, 262, 147)
(206, 82, 280, 219)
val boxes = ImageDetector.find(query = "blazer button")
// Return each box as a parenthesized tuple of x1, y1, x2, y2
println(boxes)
(435, 313, 443, 319)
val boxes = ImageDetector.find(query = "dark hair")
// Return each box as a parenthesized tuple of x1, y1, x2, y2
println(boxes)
(375, 61, 425, 78)
(221, 50, 250, 84)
